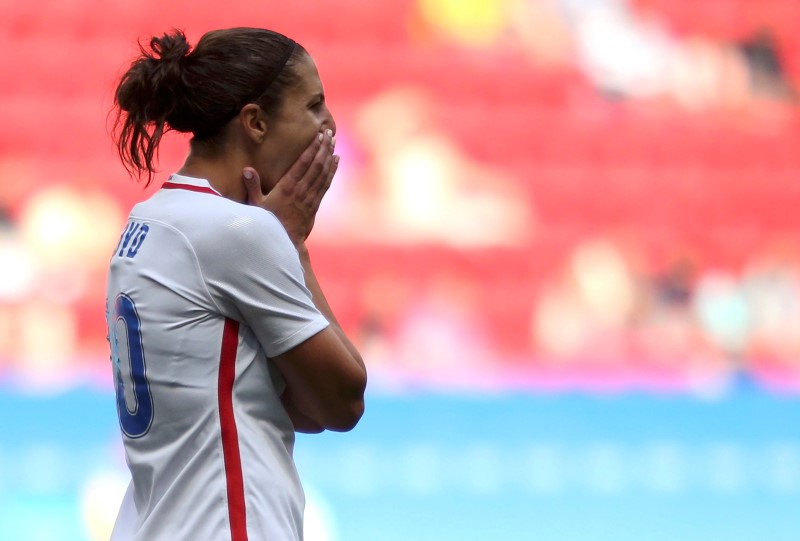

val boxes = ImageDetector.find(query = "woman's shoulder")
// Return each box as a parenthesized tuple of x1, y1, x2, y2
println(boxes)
(182, 197, 292, 258)
(132, 186, 290, 256)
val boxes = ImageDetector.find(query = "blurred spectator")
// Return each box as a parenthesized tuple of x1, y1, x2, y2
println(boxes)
(0, 207, 34, 368)
(738, 28, 798, 102)
(565, 0, 676, 100)
(392, 271, 496, 387)
(741, 246, 800, 373)
(1, 184, 124, 383)
(693, 270, 750, 360)
(531, 237, 639, 368)
(351, 87, 534, 247)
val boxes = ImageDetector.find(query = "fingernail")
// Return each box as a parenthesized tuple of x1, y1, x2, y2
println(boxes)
(326, 129, 333, 138)
(318, 132, 324, 142)
(331, 136, 337, 148)
(243, 169, 253, 180)
(334, 155, 340, 164)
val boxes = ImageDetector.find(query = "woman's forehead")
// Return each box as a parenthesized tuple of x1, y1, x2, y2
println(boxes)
(291, 54, 323, 96)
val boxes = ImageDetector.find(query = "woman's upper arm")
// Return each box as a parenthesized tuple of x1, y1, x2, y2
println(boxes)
(199, 208, 365, 430)
(272, 327, 366, 432)
(199, 209, 325, 349)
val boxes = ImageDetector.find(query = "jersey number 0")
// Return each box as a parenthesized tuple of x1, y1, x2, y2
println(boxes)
(111, 293, 154, 438)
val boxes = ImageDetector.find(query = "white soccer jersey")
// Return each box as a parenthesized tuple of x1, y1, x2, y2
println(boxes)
(106, 174, 329, 541)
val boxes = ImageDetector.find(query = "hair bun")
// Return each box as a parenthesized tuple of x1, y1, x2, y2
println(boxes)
(150, 31, 191, 65)
(146, 31, 191, 97)
(115, 30, 192, 130)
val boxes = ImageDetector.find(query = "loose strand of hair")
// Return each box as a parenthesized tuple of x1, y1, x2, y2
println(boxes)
(114, 111, 163, 186)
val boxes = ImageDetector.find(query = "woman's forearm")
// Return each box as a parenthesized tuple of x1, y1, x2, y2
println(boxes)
(281, 389, 325, 433)
(296, 243, 366, 375)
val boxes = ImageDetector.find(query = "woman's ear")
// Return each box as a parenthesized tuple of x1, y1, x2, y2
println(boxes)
(239, 104, 268, 144)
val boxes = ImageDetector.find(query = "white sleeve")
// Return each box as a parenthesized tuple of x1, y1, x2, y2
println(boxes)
(196, 208, 329, 357)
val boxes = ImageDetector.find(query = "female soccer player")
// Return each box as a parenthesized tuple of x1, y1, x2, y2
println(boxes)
(107, 28, 367, 541)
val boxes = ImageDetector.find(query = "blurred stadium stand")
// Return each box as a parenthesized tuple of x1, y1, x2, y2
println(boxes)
(2, 1, 800, 540)
(2, 0, 799, 392)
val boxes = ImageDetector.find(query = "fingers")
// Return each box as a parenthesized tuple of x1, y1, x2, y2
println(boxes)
(299, 148, 333, 207)
(284, 130, 328, 184)
(242, 167, 264, 204)
(317, 154, 339, 201)
(303, 132, 336, 193)
(246, 129, 338, 245)
(328, 155, 340, 189)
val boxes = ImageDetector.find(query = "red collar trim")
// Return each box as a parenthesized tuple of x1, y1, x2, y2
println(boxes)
(162, 181, 221, 196)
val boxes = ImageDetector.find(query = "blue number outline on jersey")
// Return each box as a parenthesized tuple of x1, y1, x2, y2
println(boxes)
(111, 293, 154, 438)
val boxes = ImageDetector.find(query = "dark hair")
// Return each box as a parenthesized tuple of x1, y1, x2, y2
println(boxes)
(113, 28, 305, 184)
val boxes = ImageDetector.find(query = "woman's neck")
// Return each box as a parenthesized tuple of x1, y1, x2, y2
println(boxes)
(177, 151, 249, 204)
